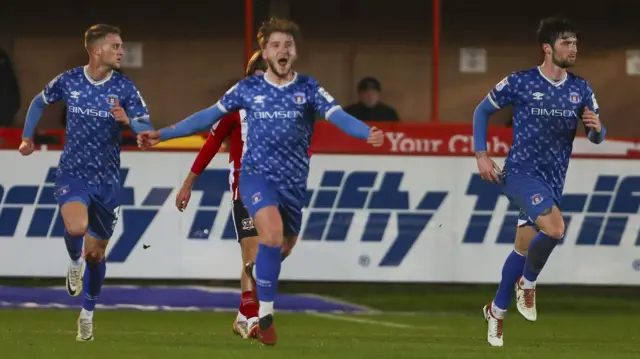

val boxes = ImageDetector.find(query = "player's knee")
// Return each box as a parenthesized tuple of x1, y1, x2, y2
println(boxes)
(540, 220, 564, 239)
(546, 217, 565, 240)
(85, 249, 105, 263)
(262, 232, 284, 247)
(253, 206, 284, 247)
(60, 202, 88, 236)
(545, 226, 565, 240)
(64, 221, 88, 237)
(259, 223, 283, 247)
(536, 207, 565, 239)
(84, 236, 107, 263)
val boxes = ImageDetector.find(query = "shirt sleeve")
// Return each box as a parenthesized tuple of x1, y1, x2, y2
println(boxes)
(216, 81, 246, 114)
(123, 83, 150, 122)
(308, 78, 341, 119)
(41, 72, 66, 104)
(582, 81, 600, 116)
(486, 73, 519, 109)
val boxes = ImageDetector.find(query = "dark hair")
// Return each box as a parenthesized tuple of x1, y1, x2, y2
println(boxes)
(245, 50, 267, 76)
(257, 18, 301, 49)
(358, 77, 381, 92)
(537, 17, 577, 46)
(85, 24, 121, 49)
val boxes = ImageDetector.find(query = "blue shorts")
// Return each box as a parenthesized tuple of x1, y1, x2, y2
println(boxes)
(239, 174, 305, 236)
(517, 209, 539, 230)
(503, 174, 558, 225)
(55, 177, 121, 240)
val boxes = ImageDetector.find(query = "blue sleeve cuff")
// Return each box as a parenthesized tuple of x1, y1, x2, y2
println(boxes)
(472, 97, 499, 152)
(22, 95, 48, 139)
(588, 124, 606, 144)
(159, 105, 225, 141)
(327, 108, 370, 140)
(129, 118, 154, 134)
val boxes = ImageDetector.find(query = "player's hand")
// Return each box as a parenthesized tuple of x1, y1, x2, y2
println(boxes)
(476, 152, 502, 184)
(137, 130, 161, 150)
(367, 127, 384, 147)
(582, 107, 601, 132)
(110, 98, 130, 125)
(18, 138, 35, 156)
(175, 185, 192, 212)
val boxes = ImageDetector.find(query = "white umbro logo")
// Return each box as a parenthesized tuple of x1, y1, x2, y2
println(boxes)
(532, 92, 544, 100)
(70, 91, 81, 99)
(253, 95, 266, 104)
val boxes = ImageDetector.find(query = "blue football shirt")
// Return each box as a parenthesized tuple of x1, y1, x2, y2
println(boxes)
(41, 66, 150, 184)
(487, 66, 599, 199)
(217, 73, 340, 188)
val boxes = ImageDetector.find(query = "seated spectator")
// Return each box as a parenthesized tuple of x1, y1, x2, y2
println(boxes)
(344, 77, 399, 122)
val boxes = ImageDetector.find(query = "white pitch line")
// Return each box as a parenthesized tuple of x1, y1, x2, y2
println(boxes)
(307, 312, 418, 329)
(2, 329, 170, 336)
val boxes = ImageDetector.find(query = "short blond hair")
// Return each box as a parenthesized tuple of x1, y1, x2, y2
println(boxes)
(84, 24, 121, 49)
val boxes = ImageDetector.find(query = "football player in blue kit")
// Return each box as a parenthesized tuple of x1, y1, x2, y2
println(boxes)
(19, 24, 154, 342)
(137, 18, 385, 345)
(472, 17, 606, 347)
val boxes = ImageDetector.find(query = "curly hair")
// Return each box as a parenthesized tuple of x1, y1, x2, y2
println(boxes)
(256, 18, 302, 50)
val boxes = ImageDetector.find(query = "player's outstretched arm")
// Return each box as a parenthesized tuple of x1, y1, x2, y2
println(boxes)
(311, 81, 382, 146)
(326, 108, 370, 139)
(136, 78, 244, 149)
(327, 109, 384, 146)
(137, 80, 243, 150)
(324, 108, 382, 146)
(159, 104, 226, 141)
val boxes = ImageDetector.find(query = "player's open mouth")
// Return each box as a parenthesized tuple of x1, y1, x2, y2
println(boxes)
(278, 58, 288, 66)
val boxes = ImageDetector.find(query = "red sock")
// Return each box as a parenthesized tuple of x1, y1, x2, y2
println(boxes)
(240, 291, 259, 319)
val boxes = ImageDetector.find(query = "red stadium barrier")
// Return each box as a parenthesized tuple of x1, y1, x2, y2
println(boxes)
(1, 122, 639, 158)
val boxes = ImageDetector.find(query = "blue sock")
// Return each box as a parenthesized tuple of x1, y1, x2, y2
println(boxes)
(493, 249, 526, 310)
(255, 243, 282, 303)
(523, 231, 559, 282)
(64, 231, 83, 261)
(82, 260, 106, 311)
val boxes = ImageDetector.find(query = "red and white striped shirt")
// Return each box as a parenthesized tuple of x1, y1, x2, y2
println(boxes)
(190, 110, 313, 200)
